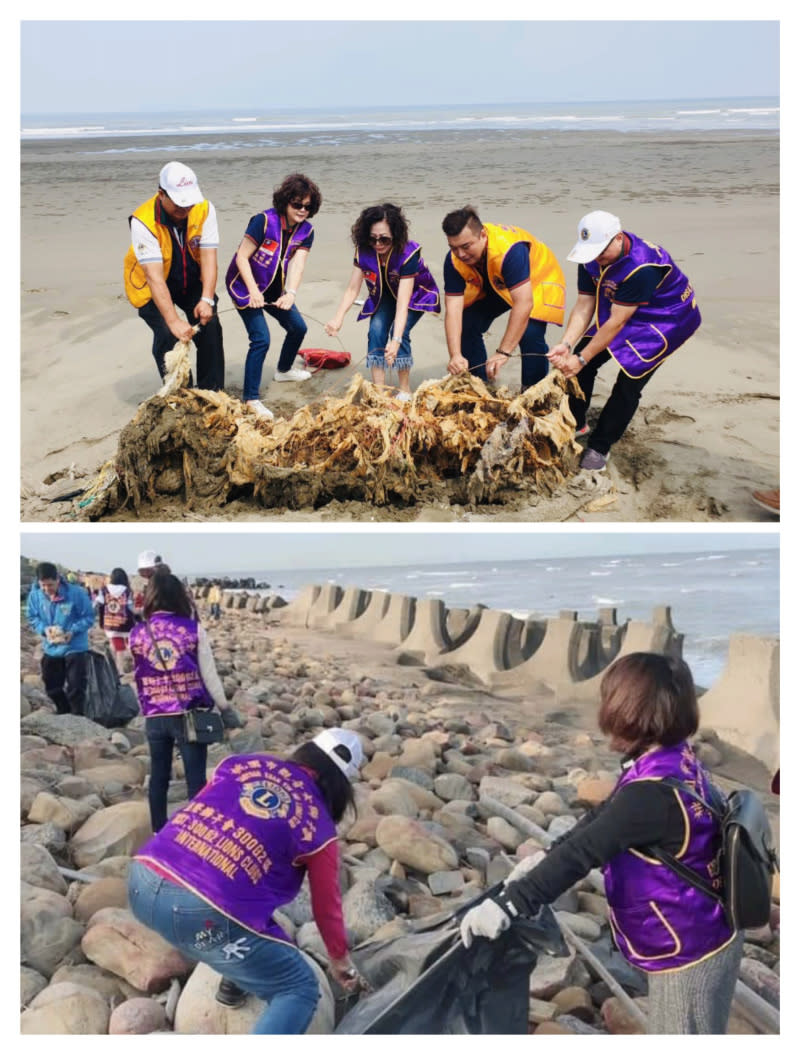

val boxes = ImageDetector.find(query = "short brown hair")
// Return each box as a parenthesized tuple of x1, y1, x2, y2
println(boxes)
(273, 173, 322, 218)
(598, 652, 698, 753)
(442, 206, 482, 238)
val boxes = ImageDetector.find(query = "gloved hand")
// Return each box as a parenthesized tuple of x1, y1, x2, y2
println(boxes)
(506, 849, 546, 884)
(460, 897, 513, 948)
(221, 707, 245, 730)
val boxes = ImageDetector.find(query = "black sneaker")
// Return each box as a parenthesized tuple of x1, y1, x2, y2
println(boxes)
(215, 978, 247, 1008)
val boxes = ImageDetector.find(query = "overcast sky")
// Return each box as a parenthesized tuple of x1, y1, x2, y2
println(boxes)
(19, 18, 779, 113)
(20, 529, 777, 578)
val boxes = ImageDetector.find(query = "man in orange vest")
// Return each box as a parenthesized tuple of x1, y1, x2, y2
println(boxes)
(124, 162, 224, 390)
(441, 206, 565, 389)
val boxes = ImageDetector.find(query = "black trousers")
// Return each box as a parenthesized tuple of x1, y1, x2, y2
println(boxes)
(139, 291, 225, 390)
(569, 343, 658, 456)
(41, 652, 90, 715)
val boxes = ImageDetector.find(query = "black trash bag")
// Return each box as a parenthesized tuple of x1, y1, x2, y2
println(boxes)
(83, 648, 140, 727)
(335, 884, 567, 1034)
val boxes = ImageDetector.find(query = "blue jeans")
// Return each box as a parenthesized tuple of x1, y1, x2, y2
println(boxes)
(461, 291, 549, 389)
(146, 715, 208, 833)
(239, 304, 308, 400)
(365, 297, 422, 371)
(128, 861, 319, 1034)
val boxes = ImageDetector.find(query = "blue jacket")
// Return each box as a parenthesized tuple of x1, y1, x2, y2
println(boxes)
(26, 578, 95, 656)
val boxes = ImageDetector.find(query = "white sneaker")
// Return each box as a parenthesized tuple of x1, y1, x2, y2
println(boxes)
(274, 367, 311, 382)
(396, 390, 412, 402)
(246, 399, 274, 420)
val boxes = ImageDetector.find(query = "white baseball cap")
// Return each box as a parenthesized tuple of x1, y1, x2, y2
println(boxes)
(567, 211, 622, 264)
(137, 550, 162, 571)
(159, 161, 204, 207)
(312, 728, 364, 781)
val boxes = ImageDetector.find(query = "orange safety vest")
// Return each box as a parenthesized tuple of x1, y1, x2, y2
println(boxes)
(123, 195, 210, 308)
(450, 222, 565, 325)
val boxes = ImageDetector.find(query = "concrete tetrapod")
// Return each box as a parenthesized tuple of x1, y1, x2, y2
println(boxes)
(311, 586, 370, 631)
(335, 589, 390, 637)
(394, 598, 451, 664)
(429, 609, 520, 683)
(553, 609, 683, 705)
(305, 584, 346, 630)
(365, 592, 416, 647)
(279, 584, 322, 628)
(698, 634, 779, 774)
(488, 615, 584, 695)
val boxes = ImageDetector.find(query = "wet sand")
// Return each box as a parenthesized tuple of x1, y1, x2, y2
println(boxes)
(20, 130, 779, 522)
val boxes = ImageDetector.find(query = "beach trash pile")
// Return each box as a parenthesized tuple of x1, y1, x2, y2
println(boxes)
(81, 344, 582, 517)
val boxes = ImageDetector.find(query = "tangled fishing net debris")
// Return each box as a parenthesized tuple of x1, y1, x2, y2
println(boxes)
(79, 343, 583, 518)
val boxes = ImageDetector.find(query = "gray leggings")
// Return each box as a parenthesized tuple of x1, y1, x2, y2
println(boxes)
(647, 931, 744, 1034)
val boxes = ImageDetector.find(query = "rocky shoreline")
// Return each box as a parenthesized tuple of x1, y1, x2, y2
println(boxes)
(20, 596, 780, 1034)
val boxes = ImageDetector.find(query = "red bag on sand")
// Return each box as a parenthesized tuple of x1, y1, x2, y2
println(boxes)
(299, 348, 351, 369)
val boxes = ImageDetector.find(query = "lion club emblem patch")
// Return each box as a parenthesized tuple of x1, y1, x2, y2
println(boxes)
(240, 779, 292, 820)
(580, 228, 590, 241)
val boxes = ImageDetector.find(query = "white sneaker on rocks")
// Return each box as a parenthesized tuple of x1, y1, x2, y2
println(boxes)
(395, 390, 412, 403)
(274, 367, 311, 382)
(246, 399, 274, 420)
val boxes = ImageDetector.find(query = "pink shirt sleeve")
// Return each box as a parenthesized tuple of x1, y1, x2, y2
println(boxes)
(299, 839, 349, 960)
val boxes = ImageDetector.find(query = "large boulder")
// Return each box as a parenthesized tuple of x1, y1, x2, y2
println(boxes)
(20, 884, 85, 978)
(27, 792, 96, 833)
(173, 959, 334, 1034)
(375, 816, 458, 874)
(20, 713, 112, 746)
(109, 997, 169, 1034)
(21, 843, 68, 895)
(342, 878, 396, 942)
(74, 877, 130, 922)
(81, 907, 192, 993)
(20, 981, 110, 1034)
(69, 801, 152, 868)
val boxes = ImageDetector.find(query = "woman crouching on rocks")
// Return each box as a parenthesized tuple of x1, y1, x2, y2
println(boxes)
(127, 729, 365, 1033)
(128, 567, 242, 833)
(460, 652, 744, 1035)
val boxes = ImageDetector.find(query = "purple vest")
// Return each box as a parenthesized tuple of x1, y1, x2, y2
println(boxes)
(226, 209, 313, 308)
(583, 232, 701, 378)
(603, 742, 734, 972)
(356, 241, 440, 321)
(129, 613, 212, 717)
(135, 754, 338, 941)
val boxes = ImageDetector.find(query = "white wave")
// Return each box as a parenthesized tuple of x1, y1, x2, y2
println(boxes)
(728, 107, 779, 114)
(590, 571, 612, 576)
(233, 117, 258, 123)
(593, 596, 624, 605)
(677, 109, 722, 115)
(445, 582, 479, 589)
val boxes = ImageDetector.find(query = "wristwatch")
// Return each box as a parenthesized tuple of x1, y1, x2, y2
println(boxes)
(575, 352, 587, 366)
(200, 296, 215, 307)
(496, 348, 511, 358)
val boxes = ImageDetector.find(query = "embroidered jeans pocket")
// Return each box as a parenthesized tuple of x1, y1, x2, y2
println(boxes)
(172, 904, 232, 955)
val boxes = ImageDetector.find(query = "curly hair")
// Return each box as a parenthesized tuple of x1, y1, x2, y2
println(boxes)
(272, 173, 322, 218)
(351, 203, 410, 255)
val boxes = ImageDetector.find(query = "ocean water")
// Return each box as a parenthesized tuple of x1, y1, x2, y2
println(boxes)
(20, 98, 779, 152)
(215, 546, 778, 689)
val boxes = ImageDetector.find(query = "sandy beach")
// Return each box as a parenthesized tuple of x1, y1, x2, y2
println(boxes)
(20, 129, 779, 523)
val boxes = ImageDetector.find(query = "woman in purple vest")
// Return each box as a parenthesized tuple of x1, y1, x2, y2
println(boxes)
(127, 729, 365, 1033)
(129, 568, 242, 833)
(325, 203, 440, 401)
(460, 652, 744, 1034)
(226, 173, 322, 421)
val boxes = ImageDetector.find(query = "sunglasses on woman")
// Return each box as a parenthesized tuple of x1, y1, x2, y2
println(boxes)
(369, 235, 392, 245)
(290, 200, 312, 211)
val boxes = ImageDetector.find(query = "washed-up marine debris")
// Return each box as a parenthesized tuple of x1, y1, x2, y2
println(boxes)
(80, 343, 583, 518)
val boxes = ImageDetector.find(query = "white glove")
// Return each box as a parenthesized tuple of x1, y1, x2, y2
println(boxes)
(460, 898, 513, 948)
(506, 850, 547, 884)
